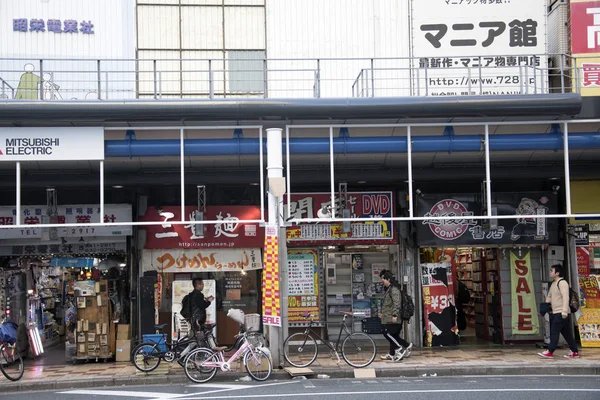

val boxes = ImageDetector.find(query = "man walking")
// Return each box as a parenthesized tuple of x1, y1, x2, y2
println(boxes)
(191, 278, 214, 331)
(538, 264, 580, 359)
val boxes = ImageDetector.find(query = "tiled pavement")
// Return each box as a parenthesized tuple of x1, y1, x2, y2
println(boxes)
(2, 345, 600, 392)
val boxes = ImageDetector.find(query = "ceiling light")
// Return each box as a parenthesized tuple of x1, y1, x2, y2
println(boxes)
(112, 185, 124, 189)
(249, 182, 259, 186)
(357, 180, 367, 184)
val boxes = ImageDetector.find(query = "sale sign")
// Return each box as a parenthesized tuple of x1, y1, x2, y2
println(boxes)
(510, 251, 539, 335)
(577, 247, 592, 276)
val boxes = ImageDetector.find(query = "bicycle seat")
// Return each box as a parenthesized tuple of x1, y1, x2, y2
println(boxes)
(212, 346, 227, 351)
(154, 324, 167, 331)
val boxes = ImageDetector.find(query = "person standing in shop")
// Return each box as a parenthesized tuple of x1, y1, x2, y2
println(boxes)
(191, 278, 214, 331)
(538, 264, 580, 359)
(379, 270, 413, 361)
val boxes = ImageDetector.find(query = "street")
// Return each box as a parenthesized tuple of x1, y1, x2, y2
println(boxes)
(2, 375, 600, 400)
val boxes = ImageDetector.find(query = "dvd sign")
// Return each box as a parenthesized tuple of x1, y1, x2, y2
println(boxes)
(423, 199, 477, 240)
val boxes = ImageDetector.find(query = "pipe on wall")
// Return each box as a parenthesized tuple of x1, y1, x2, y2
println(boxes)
(104, 132, 600, 157)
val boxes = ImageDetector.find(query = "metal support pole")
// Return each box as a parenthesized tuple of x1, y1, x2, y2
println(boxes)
(97, 60, 102, 100)
(467, 67, 472, 95)
(100, 161, 104, 223)
(564, 122, 572, 215)
(263, 59, 268, 99)
(329, 127, 336, 218)
(180, 128, 185, 220)
(153, 59, 157, 100)
(39, 60, 44, 100)
(560, 55, 565, 94)
(424, 64, 429, 96)
(285, 126, 291, 222)
(407, 126, 414, 218)
(370, 58, 375, 97)
(208, 59, 214, 99)
(260, 126, 265, 223)
(15, 162, 20, 226)
(524, 65, 529, 95)
(316, 59, 321, 98)
(478, 56, 483, 95)
(519, 66, 524, 94)
(484, 124, 492, 216)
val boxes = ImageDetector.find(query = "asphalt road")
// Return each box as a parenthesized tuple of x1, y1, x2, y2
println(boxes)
(3, 375, 600, 400)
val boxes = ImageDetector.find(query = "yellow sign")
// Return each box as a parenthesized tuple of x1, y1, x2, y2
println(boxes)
(510, 251, 539, 335)
(573, 54, 600, 97)
(570, 181, 600, 224)
(578, 308, 600, 347)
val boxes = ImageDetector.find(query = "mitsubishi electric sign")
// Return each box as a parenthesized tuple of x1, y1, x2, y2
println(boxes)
(0, 127, 104, 161)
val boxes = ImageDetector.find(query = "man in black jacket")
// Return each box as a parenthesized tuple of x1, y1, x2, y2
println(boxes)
(191, 278, 214, 331)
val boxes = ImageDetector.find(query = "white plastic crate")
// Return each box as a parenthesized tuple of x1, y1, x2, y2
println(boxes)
(227, 308, 245, 325)
(244, 314, 260, 332)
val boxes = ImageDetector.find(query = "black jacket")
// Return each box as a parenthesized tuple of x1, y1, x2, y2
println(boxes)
(191, 289, 211, 326)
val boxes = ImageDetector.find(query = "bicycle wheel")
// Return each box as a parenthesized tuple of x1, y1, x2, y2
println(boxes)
(341, 333, 376, 368)
(243, 348, 272, 381)
(283, 332, 318, 368)
(132, 343, 162, 372)
(0, 343, 24, 381)
(184, 348, 218, 383)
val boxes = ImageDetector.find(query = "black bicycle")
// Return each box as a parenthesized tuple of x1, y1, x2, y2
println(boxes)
(132, 323, 215, 372)
(0, 319, 23, 381)
(283, 311, 376, 368)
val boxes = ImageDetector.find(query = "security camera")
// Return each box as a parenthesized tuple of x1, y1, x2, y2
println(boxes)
(552, 185, 560, 192)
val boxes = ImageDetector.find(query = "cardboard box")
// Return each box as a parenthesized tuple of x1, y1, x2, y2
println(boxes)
(117, 324, 130, 340)
(115, 339, 131, 362)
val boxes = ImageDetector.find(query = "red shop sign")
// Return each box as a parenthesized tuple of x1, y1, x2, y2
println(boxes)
(140, 206, 264, 249)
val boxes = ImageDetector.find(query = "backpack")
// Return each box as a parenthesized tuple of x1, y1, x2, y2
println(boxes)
(559, 279, 580, 313)
(397, 285, 415, 321)
(180, 292, 193, 319)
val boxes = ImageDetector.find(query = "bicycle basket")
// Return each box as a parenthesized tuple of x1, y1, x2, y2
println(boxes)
(227, 308, 245, 325)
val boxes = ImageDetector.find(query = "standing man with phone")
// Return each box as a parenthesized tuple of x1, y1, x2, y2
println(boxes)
(191, 278, 214, 331)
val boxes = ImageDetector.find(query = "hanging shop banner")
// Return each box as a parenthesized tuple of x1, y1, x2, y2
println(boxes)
(288, 249, 320, 323)
(285, 192, 395, 245)
(0, 127, 104, 161)
(572, 224, 590, 246)
(0, 236, 127, 256)
(141, 248, 262, 273)
(571, 1, 600, 96)
(140, 206, 263, 249)
(0, 204, 132, 239)
(171, 280, 216, 341)
(262, 226, 281, 327)
(421, 262, 458, 347)
(510, 251, 539, 335)
(578, 247, 592, 277)
(411, 0, 547, 96)
(417, 193, 558, 246)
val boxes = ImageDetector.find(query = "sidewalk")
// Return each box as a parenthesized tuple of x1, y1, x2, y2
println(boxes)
(2, 345, 600, 393)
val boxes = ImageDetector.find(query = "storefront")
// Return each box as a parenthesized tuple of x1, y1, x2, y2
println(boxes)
(570, 181, 600, 347)
(0, 203, 132, 360)
(139, 205, 264, 346)
(416, 193, 559, 347)
(284, 191, 398, 340)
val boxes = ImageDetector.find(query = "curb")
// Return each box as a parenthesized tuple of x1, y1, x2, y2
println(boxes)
(2, 364, 599, 393)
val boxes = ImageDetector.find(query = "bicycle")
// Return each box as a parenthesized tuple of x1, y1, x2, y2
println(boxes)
(183, 330, 272, 383)
(132, 321, 215, 372)
(283, 311, 376, 368)
(0, 319, 24, 381)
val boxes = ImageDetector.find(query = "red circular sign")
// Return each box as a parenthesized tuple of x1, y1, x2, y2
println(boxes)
(426, 199, 470, 240)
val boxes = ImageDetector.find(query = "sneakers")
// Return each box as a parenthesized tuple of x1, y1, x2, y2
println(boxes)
(537, 350, 553, 359)
(406, 343, 414, 357)
(380, 354, 394, 361)
(394, 348, 407, 361)
(564, 351, 580, 359)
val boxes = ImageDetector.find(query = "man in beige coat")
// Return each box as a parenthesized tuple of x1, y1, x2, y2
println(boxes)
(538, 264, 580, 359)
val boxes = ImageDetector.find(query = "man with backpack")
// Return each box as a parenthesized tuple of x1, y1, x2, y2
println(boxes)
(181, 278, 214, 333)
(379, 270, 413, 362)
(538, 264, 580, 359)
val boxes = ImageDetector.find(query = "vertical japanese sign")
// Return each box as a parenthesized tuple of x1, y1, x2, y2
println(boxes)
(421, 262, 458, 347)
(262, 226, 281, 326)
(578, 247, 592, 276)
(411, 0, 547, 96)
(510, 251, 539, 335)
(287, 249, 320, 322)
(571, 1, 600, 96)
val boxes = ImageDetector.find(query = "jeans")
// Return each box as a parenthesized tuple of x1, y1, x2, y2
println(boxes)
(383, 324, 410, 355)
(548, 313, 578, 353)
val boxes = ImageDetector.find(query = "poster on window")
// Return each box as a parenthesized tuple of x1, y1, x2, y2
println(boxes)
(288, 249, 320, 323)
(421, 262, 458, 347)
(580, 275, 600, 309)
(411, 0, 547, 96)
(578, 308, 600, 347)
(171, 280, 216, 341)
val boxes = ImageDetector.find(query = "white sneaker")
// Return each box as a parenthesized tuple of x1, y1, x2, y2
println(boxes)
(406, 343, 413, 357)
(380, 354, 393, 361)
(394, 348, 407, 362)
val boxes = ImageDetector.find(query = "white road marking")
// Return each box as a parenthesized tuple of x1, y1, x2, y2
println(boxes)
(186, 384, 254, 389)
(58, 390, 186, 399)
(302, 380, 316, 388)
(184, 388, 600, 400)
